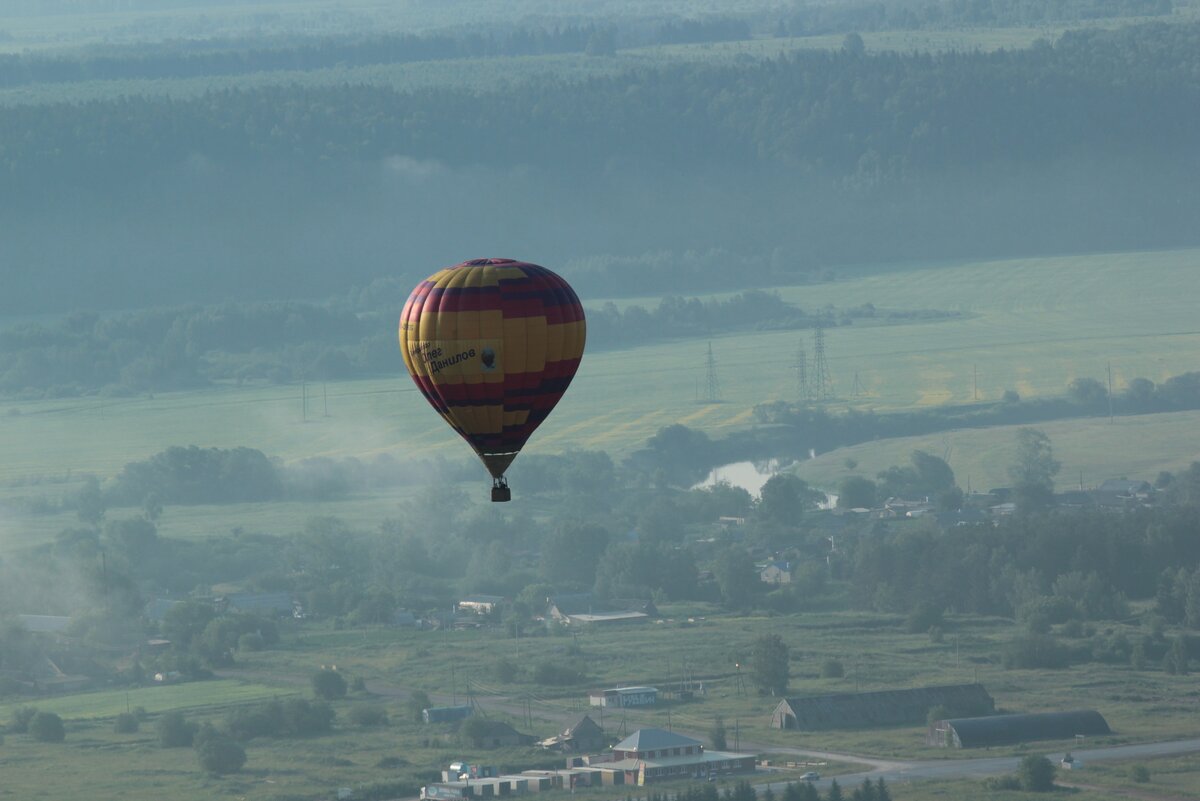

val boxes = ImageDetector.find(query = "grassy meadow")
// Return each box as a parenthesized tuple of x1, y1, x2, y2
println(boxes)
(2, 247, 1199, 496)
(0, 679, 294, 721)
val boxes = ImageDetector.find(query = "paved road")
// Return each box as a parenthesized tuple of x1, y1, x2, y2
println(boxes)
(756, 738, 1200, 794)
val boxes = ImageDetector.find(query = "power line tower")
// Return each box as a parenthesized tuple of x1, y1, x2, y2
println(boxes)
(703, 341, 722, 403)
(795, 338, 811, 403)
(812, 324, 833, 400)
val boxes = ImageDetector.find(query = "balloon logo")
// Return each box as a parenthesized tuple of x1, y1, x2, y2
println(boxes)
(399, 258, 586, 501)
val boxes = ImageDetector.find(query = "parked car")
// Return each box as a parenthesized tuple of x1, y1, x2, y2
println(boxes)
(800, 772, 820, 782)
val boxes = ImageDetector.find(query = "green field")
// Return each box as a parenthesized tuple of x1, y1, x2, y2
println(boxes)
(2, 248, 1198, 493)
(0, 680, 295, 721)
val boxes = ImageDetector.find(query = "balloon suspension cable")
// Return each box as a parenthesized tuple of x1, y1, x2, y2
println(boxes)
(491, 475, 511, 503)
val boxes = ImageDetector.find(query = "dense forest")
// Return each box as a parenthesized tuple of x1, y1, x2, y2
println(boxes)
(6, 24, 1197, 187)
(2, 21, 1199, 313)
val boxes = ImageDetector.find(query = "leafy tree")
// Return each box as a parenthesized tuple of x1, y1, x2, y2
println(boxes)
(10, 706, 37, 733)
(713, 548, 758, 609)
(1017, 755, 1056, 792)
(281, 698, 335, 734)
(407, 690, 431, 723)
(750, 633, 790, 695)
(1068, 377, 1108, 405)
(820, 659, 844, 678)
(756, 474, 819, 525)
(710, 716, 727, 750)
(1008, 428, 1060, 511)
(1163, 637, 1189, 675)
(195, 730, 246, 774)
(837, 476, 877, 509)
(114, 713, 139, 733)
(161, 601, 216, 653)
(29, 711, 65, 742)
(311, 668, 348, 700)
(459, 716, 491, 747)
(851, 778, 876, 801)
(75, 475, 106, 525)
(157, 711, 197, 747)
(541, 522, 610, 585)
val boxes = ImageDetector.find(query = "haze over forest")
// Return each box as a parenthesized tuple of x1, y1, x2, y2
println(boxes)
(3, 2, 1200, 801)
(2, 0, 1199, 314)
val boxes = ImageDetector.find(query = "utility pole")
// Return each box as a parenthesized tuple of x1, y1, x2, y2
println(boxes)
(1107, 362, 1114, 423)
(301, 382, 308, 423)
(704, 342, 722, 403)
(813, 324, 832, 400)
(323, 383, 329, 417)
(795, 338, 810, 402)
(852, 371, 863, 397)
(973, 364, 978, 401)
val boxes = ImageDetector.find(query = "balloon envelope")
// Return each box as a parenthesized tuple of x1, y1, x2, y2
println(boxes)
(399, 258, 586, 479)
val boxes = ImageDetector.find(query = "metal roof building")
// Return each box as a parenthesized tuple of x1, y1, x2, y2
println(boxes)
(928, 710, 1111, 748)
(772, 683, 994, 730)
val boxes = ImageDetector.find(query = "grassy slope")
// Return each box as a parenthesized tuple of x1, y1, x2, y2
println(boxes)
(2, 248, 1198, 485)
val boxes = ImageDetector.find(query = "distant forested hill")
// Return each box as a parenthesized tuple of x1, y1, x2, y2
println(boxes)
(1, 21, 1198, 313)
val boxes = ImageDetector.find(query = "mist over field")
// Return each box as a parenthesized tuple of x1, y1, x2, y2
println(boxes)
(3, 3, 1200, 800)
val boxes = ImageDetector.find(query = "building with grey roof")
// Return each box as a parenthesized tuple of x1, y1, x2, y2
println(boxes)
(928, 710, 1111, 748)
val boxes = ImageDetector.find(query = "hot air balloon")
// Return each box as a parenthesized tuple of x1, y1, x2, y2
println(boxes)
(399, 258, 586, 501)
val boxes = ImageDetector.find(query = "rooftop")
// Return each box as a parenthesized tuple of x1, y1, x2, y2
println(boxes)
(613, 728, 701, 752)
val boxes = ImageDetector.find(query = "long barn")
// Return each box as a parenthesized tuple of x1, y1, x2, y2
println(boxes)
(928, 710, 1111, 748)
(771, 683, 993, 730)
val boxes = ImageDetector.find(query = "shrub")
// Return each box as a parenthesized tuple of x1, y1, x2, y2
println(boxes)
(1018, 755, 1056, 792)
(237, 632, 265, 652)
(10, 706, 38, 733)
(348, 705, 389, 727)
(532, 661, 585, 686)
(820, 659, 844, 678)
(1002, 634, 1070, 669)
(983, 775, 1020, 791)
(132, 706, 148, 721)
(225, 700, 284, 740)
(29, 712, 65, 743)
(225, 698, 334, 739)
(282, 697, 335, 735)
(906, 602, 944, 634)
(114, 713, 139, 733)
(157, 711, 197, 747)
(195, 732, 246, 774)
(312, 669, 348, 700)
(1130, 765, 1151, 783)
(350, 676, 367, 693)
(495, 659, 518, 683)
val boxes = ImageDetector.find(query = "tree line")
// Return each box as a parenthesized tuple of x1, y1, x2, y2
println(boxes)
(0, 18, 752, 90)
(775, 0, 1172, 37)
(0, 288, 939, 397)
